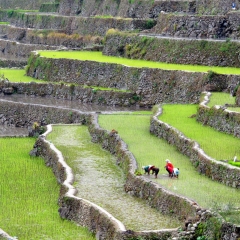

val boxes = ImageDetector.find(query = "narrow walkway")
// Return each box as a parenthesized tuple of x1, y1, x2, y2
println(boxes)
(47, 124, 182, 231)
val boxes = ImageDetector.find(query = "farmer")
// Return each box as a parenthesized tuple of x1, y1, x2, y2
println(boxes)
(151, 166, 159, 178)
(173, 168, 180, 178)
(165, 159, 174, 177)
(142, 165, 155, 175)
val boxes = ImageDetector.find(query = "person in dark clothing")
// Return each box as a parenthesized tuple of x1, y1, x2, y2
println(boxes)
(151, 166, 159, 178)
(142, 165, 154, 175)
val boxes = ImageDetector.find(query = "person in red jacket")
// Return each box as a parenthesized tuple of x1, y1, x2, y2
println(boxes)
(165, 159, 174, 177)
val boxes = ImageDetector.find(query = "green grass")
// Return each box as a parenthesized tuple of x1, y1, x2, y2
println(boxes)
(227, 107, 240, 112)
(47, 124, 182, 230)
(0, 69, 46, 83)
(38, 51, 240, 75)
(208, 92, 236, 107)
(0, 22, 9, 24)
(158, 104, 240, 160)
(0, 137, 95, 240)
(98, 113, 240, 211)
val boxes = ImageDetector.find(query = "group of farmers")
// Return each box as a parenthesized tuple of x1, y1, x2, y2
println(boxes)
(142, 159, 179, 179)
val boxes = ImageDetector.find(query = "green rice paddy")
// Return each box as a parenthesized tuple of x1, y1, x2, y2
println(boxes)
(38, 51, 240, 75)
(0, 69, 45, 83)
(208, 92, 236, 107)
(0, 137, 95, 240)
(98, 113, 240, 211)
(158, 104, 240, 160)
(47, 125, 182, 231)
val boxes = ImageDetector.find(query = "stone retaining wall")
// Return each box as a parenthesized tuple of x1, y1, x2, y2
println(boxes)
(196, 92, 240, 138)
(0, 25, 103, 49)
(0, 11, 155, 37)
(150, 105, 240, 188)
(0, 58, 26, 68)
(0, 100, 91, 127)
(236, 86, 240, 106)
(58, 0, 195, 18)
(0, 0, 53, 10)
(150, 11, 240, 40)
(0, 81, 137, 107)
(0, 39, 58, 61)
(103, 31, 240, 67)
(39, 3, 59, 13)
(27, 52, 240, 106)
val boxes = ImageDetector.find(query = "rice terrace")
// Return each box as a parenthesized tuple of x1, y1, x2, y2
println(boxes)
(1, 0, 240, 239)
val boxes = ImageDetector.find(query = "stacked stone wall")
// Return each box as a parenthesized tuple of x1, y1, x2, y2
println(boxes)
(27, 52, 240, 107)
(58, 0, 195, 18)
(0, 11, 155, 37)
(0, 0, 53, 10)
(236, 86, 240, 106)
(0, 100, 91, 127)
(103, 32, 240, 67)
(0, 39, 58, 61)
(0, 81, 137, 107)
(150, 11, 240, 40)
(0, 25, 103, 49)
(150, 106, 240, 188)
(196, 92, 240, 138)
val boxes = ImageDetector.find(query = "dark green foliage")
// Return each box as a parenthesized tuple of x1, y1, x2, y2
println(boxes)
(199, 40, 208, 49)
(145, 19, 156, 29)
(7, 10, 14, 18)
(195, 217, 222, 240)
(69, 84, 75, 95)
(205, 70, 216, 82)
(39, 3, 59, 12)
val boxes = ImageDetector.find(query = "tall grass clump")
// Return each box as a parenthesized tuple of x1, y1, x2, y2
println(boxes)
(0, 137, 94, 240)
(98, 113, 240, 211)
(38, 51, 240, 75)
(158, 104, 240, 160)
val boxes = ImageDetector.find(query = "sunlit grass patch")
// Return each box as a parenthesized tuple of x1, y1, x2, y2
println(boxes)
(38, 51, 240, 75)
(0, 22, 9, 24)
(0, 69, 46, 83)
(227, 107, 240, 112)
(208, 92, 236, 107)
(158, 104, 240, 161)
(98, 113, 240, 211)
(0, 137, 94, 240)
(109, 111, 152, 115)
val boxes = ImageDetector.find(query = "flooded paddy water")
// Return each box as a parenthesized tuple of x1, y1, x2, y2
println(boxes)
(47, 125, 182, 231)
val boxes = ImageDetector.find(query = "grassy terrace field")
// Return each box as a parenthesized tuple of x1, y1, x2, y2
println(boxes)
(0, 69, 45, 83)
(47, 125, 182, 231)
(0, 137, 95, 240)
(38, 51, 240, 75)
(159, 104, 240, 161)
(208, 92, 240, 112)
(98, 112, 240, 215)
